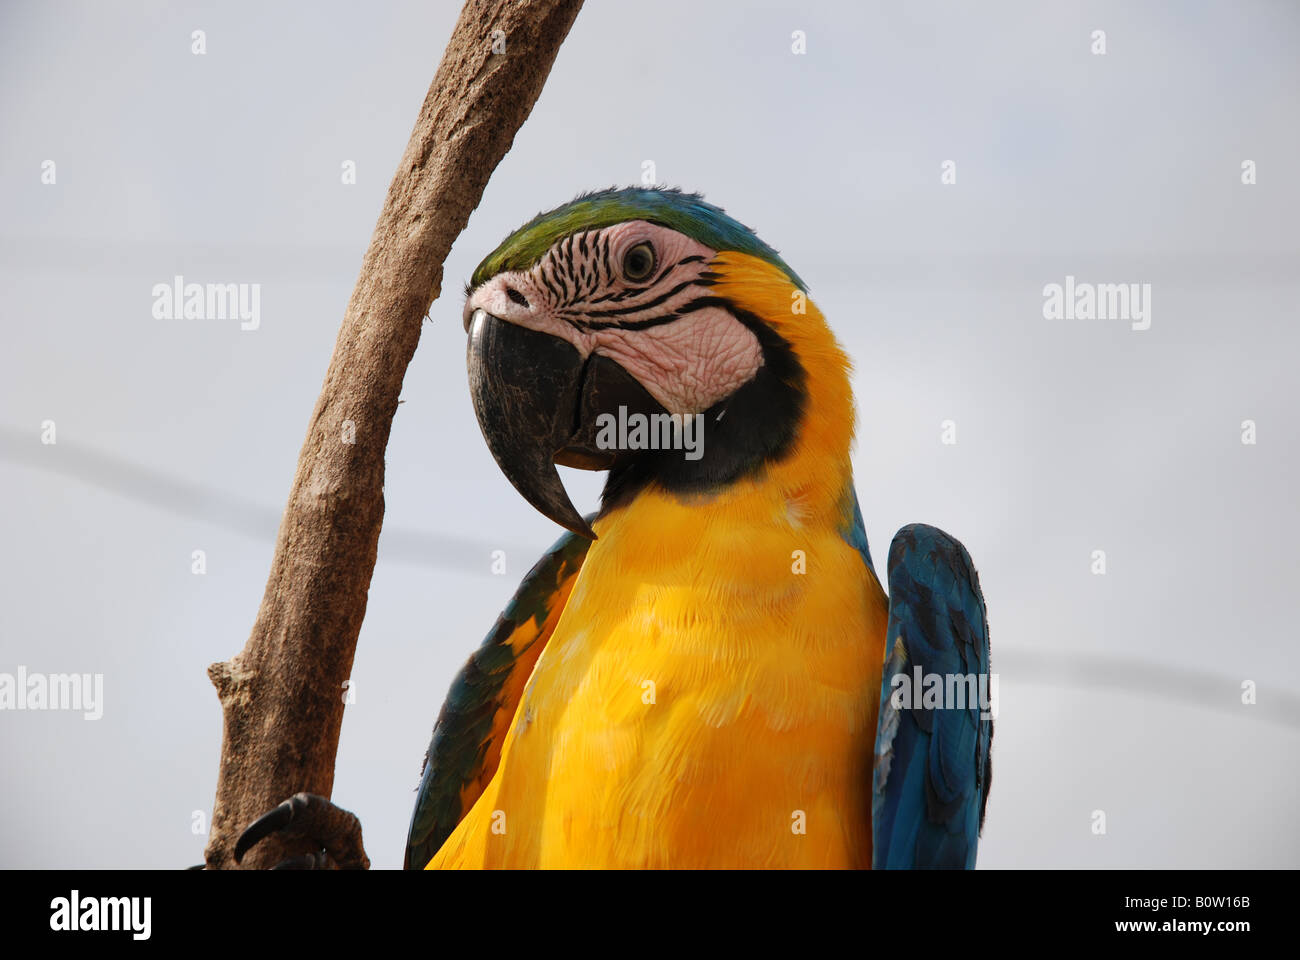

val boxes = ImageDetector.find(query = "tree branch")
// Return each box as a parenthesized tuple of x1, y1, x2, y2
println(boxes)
(203, 0, 584, 870)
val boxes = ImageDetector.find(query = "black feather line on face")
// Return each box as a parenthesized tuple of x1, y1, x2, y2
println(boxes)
(599, 306, 806, 515)
(539, 264, 560, 301)
(561, 254, 722, 329)
(571, 295, 725, 333)
(555, 259, 571, 302)
(579, 279, 700, 321)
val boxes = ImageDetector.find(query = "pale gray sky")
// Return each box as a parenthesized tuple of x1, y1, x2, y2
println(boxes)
(1, 0, 1297, 868)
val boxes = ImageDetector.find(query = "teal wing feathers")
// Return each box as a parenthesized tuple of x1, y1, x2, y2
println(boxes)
(872, 523, 993, 869)
(403, 526, 592, 869)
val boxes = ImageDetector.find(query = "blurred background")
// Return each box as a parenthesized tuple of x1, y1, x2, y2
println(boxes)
(1, 0, 1297, 869)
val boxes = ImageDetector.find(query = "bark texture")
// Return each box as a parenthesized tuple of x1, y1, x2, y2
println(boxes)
(204, 0, 584, 870)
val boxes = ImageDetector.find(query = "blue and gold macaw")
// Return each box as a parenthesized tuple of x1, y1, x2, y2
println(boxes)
(403, 187, 993, 869)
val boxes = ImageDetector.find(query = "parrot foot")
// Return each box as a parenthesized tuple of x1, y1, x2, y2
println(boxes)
(234, 792, 370, 870)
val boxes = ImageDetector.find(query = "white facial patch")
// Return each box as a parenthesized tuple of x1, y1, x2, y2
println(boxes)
(589, 306, 762, 414)
(465, 221, 764, 415)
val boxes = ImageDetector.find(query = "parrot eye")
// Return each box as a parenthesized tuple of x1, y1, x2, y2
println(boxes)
(621, 242, 657, 283)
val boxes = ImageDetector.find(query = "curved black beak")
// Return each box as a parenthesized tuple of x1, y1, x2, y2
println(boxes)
(466, 309, 666, 540)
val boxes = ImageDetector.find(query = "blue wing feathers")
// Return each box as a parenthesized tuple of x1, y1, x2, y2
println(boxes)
(873, 523, 992, 869)
(403, 526, 592, 869)
(837, 486, 876, 577)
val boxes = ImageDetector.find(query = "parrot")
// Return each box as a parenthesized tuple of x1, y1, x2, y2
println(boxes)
(233, 186, 993, 871)
(403, 187, 993, 869)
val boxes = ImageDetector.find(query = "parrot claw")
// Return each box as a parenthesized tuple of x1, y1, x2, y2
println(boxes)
(269, 851, 333, 870)
(234, 792, 370, 870)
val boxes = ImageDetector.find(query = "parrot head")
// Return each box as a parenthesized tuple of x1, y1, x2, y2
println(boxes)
(463, 187, 842, 540)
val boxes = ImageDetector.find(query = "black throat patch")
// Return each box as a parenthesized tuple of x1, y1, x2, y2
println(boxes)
(599, 306, 807, 517)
